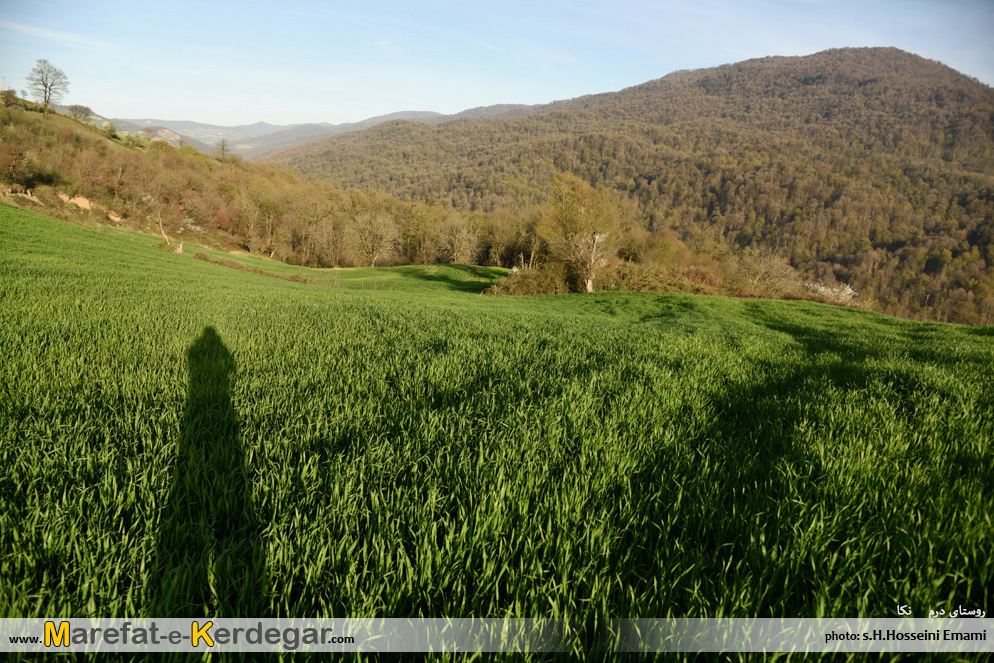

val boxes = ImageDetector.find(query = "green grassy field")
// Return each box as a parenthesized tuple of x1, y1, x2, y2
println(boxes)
(1, 202, 992, 657)
(95, 223, 509, 292)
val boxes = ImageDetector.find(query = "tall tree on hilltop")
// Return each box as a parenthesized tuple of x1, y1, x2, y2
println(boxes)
(26, 59, 70, 119)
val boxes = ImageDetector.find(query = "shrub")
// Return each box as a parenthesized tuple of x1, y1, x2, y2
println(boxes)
(804, 281, 859, 304)
(739, 247, 800, 297)
(602, 262, 672, 292)
(215, 211, 230, 231)
(486, 263, 571, 295)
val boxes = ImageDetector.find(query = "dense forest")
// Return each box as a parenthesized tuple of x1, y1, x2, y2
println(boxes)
(265, 48, 994, 324)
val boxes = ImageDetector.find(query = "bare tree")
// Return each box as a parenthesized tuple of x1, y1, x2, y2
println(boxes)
(141, 127, 158, 141)
(26, 59, 70, 118)
(215, 138, 230, 162)
(439, 216, 477, 264)
(348, 209, 398, 267)
(739, 247, 799, 297)
(67, 104, 93, 120)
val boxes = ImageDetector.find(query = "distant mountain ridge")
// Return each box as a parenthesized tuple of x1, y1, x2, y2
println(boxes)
(115, 104, 542, 157)
(49, 106, 216, 153)
(234, 112, 444, 157)
(115, 118, 297, 145)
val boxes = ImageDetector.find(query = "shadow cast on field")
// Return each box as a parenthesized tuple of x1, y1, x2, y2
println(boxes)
(409, 265, 497, 294)
(743, 302, 987, 369)
(596, 304, 990, 641)
(598, 316, 901, 627)
(570, 357, 836, 650)
(634, 297, 720, 335)
(144, 326, 267, 618)
(609, 361, 831, 615)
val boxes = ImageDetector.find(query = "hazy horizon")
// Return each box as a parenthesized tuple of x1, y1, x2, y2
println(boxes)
(1, 0, 992, 126)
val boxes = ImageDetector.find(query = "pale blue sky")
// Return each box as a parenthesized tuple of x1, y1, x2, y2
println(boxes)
(1, 0, 991, 126)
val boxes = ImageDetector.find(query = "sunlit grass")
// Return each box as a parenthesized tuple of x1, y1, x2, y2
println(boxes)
(97, 222, 507, 292)
(1, 202, 992, 659)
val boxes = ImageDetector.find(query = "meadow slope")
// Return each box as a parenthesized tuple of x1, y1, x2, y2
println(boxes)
(1, 203, 992, 656)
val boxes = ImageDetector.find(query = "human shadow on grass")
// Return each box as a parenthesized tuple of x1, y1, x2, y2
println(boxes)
(145, 326, 267, 619)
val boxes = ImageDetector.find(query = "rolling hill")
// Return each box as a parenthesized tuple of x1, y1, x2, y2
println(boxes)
(115, 117, 294, 144)
(233, 112, 444, 157)
(47, 108, 216, 153)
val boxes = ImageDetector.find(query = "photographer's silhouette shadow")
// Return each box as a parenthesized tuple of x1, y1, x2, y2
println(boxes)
(145, 326, 267, 617)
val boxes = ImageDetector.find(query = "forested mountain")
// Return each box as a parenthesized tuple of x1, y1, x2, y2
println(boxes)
(235, 106, 541, 156)
(266, 47, 994, 323)
(1, 98, 830, 309)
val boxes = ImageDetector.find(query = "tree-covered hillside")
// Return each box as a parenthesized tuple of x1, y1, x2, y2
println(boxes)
(266, 48, 994, 323)
(0, 100, 854, 308)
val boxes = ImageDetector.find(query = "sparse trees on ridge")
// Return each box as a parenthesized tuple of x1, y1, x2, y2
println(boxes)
(26, 59, 70, 118)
